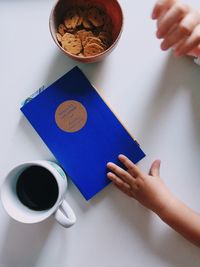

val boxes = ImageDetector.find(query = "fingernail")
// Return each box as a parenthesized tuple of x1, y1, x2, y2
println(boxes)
(107, 172, 113, 179)
(107, 173, 111, 179)
(156, 30, 162, 39)
(161, 42, 167, 51)
(152, 11, 156, 19)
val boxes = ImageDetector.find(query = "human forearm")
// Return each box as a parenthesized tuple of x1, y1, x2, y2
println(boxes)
(157, 197, 200, 247)
(107, 156, 200, 247)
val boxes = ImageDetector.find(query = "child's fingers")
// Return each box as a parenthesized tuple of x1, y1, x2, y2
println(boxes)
(118, 154, 143, 178)
(175, 24, 200, 56)
(149, 160, 161, 177)
(161, 12, 200, 50)
(152, 0, 175, 20)
(107, 172, 133, 197)
(115, 183, 135, 198)
(107, 162, 134, 184)
(157, 2, 189, 38)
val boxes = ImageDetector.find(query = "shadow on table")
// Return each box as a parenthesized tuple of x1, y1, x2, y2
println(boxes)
(44, 50, 108, 92)
(17, 49, 200, 266)
(90, 53, 200, 266)
(91, 183, 153, 239)
(0, 218, 54, 267)
(134, 53, 200, 266)
(138, 52, 200, 147)
(93, 184, 200, 267)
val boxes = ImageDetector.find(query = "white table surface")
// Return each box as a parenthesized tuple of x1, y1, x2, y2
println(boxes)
(1, 0, 200, 266)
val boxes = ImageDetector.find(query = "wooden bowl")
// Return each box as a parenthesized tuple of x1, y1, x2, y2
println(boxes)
(49, 0, 123, 63)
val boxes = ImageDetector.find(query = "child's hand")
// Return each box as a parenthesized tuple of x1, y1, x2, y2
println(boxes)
(107, 155, 175, 215)
(152, 0, 200, 57)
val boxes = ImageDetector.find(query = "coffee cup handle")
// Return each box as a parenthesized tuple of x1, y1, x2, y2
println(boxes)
(54, 200, 76, 228)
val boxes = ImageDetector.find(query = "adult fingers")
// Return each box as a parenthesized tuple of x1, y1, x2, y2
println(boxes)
(175, 24, 200, 56)
(161, 27, 184, 50)
(161, 11, 200, 50)
(107, 162, 134, 185)
(187, 44, 200, 56)
(149, 160, 161, 177)
(157, 2, 189, 38)
(152, 0, 175, 20)
(118, 154, 143, 178)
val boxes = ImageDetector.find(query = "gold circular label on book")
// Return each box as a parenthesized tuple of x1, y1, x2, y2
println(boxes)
(55, 100, 87, 133)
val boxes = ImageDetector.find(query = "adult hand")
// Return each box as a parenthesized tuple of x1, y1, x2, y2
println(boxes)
(152, 0, 200, 57)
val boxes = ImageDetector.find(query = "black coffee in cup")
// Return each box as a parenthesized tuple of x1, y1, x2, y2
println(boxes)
(16, 166, 59, 211)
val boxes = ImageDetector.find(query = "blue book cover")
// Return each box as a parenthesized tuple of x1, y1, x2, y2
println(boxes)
(21, 67, 145, 200)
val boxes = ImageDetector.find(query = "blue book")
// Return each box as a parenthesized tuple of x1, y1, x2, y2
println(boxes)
(21, 67, 145, 200)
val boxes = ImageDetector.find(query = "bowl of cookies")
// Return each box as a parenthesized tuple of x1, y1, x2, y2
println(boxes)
(49, 0, 123, 63)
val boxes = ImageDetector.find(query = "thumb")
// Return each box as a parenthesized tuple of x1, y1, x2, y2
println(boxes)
(149, 160, 161, 177)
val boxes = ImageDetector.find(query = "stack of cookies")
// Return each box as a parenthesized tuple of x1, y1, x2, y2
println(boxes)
(56, 6, 113, 57)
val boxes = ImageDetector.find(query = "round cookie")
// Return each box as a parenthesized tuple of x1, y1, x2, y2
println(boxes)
(61, 33, 82, 55)
(58, 24, 67, 36)
(56, 33, 62, 43)
(83, 43, 104, 56)
(85, 37, 107, 49)
(64, 8, 80, 29)
(99, 31, 112, 46)
(87, 7, 104, 27)
(76, 30, 94, 46)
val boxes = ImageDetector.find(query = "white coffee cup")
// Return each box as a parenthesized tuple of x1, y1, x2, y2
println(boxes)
(0, 160, 76, 228)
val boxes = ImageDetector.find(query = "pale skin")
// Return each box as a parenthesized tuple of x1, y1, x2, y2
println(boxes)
(152, 0, 200, 57)
(107, 1, 200, 247)
(107, 155, 200, 247)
